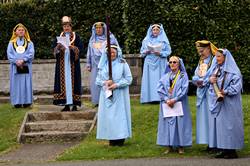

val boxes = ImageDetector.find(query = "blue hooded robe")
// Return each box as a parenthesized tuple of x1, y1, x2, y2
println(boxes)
(157, 58, 192, 147)
(206, 49, 244, 149)
(87, 22, 119, 105)
(96, 45, 132, 140)
(140, 24, 171, 103)
(192, 54, 213, 144)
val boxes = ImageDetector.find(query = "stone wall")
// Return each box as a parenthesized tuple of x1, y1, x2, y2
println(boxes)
(0, 55, 142, 95)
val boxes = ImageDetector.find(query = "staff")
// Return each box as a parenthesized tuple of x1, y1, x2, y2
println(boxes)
(106, 15, 112, 80)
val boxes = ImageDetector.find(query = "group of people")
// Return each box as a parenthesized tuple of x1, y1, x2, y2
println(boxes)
(7, 16, 244, 159)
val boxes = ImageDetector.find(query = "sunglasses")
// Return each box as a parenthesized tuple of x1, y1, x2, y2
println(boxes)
(169, 61, 177, 64)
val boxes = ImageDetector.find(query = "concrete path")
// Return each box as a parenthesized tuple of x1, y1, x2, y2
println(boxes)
(1, 157, 250, 166)
(0, 103, 92, 165)
(0, 143, 77, 164)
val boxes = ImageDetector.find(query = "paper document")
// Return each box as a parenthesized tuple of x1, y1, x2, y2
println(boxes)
(162, 101, 184, 118)
(104, 86, 113, 99)
(147, 43, 162, 52)
(57, 36, 70, 48)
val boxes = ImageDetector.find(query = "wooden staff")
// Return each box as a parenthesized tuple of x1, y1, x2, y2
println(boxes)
(106, 15, 112, 80)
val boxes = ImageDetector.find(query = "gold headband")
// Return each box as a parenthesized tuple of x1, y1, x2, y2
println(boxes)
(106, 45, 118, 51)
(95, 22, 104, 28)
(169, 56, 180, 63)
(152, 24, 161, 30)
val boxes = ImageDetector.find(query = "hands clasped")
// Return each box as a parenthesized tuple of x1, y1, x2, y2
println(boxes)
(166, 99, 176, 108)
(104, 80, 117, 90)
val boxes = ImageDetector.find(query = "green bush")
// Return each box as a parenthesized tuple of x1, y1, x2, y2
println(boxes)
(0, 0, 249, 90)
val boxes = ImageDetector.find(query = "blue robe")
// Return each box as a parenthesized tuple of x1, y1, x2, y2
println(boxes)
(207, 49, 244, 149)
(192, 55, 213, 144)
(7, 37, 34, 105)
(96, 54, 132, 140)
(87, 23, 119, 105)
(140, 24, 171, 103)
(157, 70, 192, 147)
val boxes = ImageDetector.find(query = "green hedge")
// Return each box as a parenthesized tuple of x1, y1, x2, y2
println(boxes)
(0, 0, 249, 90)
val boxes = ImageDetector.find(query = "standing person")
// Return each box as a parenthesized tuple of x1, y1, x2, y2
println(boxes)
(192, 40, 218, 150)
(140, 23, 171, 103)
(86, 22, 119, 106)
(207, 48, 244, 159)
(96, 44, 132, 146)
(157, 56, 192, 154)
(53, 16, 83, 112)
(7, 23, 35, 108)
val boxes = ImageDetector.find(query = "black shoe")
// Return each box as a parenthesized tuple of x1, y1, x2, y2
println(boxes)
(215, 151, 225, 158)
(14, 104, 22, 108)
(61, 105, 70, 112)
(207, 147, 220, 154)
(224, 150, 238, 159)
(109, 140, 115, 146)
(71, 106, 78, 111)
(109, 139, 125, 146)
(23, 104, 31, 108)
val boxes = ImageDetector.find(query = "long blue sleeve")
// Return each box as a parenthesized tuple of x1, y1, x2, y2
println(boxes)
(116, 63, 132, 88)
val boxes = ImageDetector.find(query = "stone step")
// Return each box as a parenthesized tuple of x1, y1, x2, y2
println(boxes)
(21, 131, 88, 143)
(25, 120, 93, 133)
(0, 94, 140, 104)
(27, 110, 96, 122)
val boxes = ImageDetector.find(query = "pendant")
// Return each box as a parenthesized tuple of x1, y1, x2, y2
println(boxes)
(93, 42, 102, 49)
(16, 46, 25, 54)
(198, 63, 208, 77)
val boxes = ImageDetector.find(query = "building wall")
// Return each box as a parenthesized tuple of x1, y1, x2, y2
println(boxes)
(0, 55, 142, 95)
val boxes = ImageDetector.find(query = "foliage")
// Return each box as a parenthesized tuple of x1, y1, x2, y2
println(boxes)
(0, 0, 249, 89)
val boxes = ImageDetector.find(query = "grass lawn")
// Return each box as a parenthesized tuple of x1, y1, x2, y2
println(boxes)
(0, 104, 27, 154)
(57, 95, 250, 161)
(0, 96, 249, 159)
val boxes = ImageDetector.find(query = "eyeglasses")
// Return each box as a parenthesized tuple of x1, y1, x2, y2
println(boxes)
(169, 61, 177, 64)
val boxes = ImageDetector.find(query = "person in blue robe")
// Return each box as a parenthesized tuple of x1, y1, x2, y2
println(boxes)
(96, 43, 132, 146)
(206, 48, 244, 159)
(7, 23, 35, 108)
(52, 16, 83, 111)
(192, 40, 218, 150)
(157, 56, 192, 154)
(86, 22, 119, 106)
(140, 23, 171, 103)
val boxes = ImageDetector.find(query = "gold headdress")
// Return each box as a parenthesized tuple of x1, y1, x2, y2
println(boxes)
(9, 23, 31, 43)
(195, 40, 218, 55)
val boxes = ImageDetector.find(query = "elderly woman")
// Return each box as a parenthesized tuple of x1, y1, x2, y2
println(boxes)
(96, 44, 132, 146)
(7, 23, 35, 108)
(140, 23, 171, 103)
(52, 16, 83, 112)
(192, 40, 218, 150)
(86, 22, 119, 106)
(207, 49, 244, 159)
(157, 56, 192, 154)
